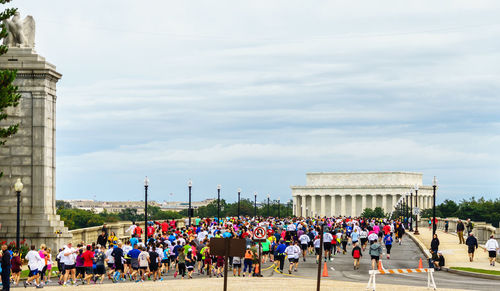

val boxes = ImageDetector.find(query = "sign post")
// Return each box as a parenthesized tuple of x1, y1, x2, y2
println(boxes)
(253, 226, 268, 277)
(211, 238, 246, 291)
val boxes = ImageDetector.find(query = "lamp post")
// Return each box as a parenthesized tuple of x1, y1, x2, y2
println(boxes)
(217, 184, 221, 222)
(267, 194, 270, 217)
(402, 198, 406, 224)
(254, 192, 257, 217)
(188, 180, 192, 227)
(432, 176, 438, 236)
(405, 194, 409, 229)
(410, 190, 414, 231)
(414, 184, 420, 235)
(144, 176, 149, 244)
(237, 188, 241, 218)
(278, 197, 280, 218)
(14, 178, 23, 249)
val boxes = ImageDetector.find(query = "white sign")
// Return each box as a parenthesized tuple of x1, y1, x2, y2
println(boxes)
(413, 207, 420, 215)
(253, 226, 267, 240)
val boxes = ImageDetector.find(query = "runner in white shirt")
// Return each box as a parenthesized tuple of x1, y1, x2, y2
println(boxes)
(323, 232, 334, 262)
(284, 242, 299, 274)
(298, 233, 310, 262)
(24, 245, 43, 288)
(313, 237, 322, 263)
(62, 243, 77, 285)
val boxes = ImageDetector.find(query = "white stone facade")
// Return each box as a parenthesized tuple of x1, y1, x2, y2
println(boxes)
(291, 172, 434, 217)
(0, 48, 71, 250)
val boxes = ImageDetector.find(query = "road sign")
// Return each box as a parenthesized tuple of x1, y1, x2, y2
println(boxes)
(253, 226, 267, 241)
(413, 207, 420, 215)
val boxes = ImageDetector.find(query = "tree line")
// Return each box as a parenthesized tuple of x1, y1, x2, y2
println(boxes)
(419, 197, 500, 227)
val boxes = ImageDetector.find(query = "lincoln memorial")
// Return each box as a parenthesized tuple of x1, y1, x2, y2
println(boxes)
(291, 172, 434, 217)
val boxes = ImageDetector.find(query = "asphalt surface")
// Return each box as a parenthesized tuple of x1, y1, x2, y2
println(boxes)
(12, 238, 500, 290)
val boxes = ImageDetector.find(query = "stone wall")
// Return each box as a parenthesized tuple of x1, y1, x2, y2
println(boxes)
(418, 217, 498, 244)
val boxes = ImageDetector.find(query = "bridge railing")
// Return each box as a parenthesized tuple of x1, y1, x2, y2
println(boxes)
(69, 219, 187, 246)
(418, 217, 498, 244)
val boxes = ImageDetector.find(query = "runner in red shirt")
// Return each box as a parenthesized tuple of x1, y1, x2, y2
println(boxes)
(82, 245, 95, 284)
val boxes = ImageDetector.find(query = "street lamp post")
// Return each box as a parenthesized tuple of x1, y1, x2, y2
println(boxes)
(237, 188, 241, 218)
(402, 198, 406, 224)
(144, 176, 149, 244)
(188, 180, 192, 227)
(278, 197, 280, 218)
(217, 185, 221, 222)
(254, 192, 257, 217)
(414, 184, 420, 235)
(14, 178, 23, 249)
(410, 190, 414, 231)
(406, 194, 409, 229)
(432, 176, 438, 236)
(267, 194, 270, 217)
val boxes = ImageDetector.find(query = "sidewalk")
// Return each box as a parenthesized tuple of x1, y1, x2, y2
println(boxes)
(41, 277, 466, 291)
(414, 227, 496, 270)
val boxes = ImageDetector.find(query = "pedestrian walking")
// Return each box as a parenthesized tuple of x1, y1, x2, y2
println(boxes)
(465, 232, 478, 262)
(485, 235, 499, 266)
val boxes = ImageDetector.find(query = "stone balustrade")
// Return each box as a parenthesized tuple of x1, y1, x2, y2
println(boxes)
(69, 219, 187, 246)
(418, 217, 498, 244)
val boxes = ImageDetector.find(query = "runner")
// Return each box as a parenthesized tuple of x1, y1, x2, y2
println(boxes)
(368, 239, 382, 270)
(352, 241, 362, 270)
(82, 245, 95, 284)
(299, 231, 310, 262)
(137, 246, 150, 282)
(25, 245, 43, 288)
(61, 243, 77, 286)
(323, 229, 333, 262)
(94, 245, 107, 284)
(383, 233, 393, 259)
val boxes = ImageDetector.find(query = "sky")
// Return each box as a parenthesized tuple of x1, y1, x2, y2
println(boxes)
(13, 0, 500, 203)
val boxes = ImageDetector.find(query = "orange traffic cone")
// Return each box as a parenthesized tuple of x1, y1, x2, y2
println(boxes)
(322, 262, 329, 277)
(254, 263, 260, 275)
(378, 260, 383, 271)
(418, 258, 423, 269)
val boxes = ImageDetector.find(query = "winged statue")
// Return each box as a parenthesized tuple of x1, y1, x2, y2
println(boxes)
(3, 11, 35, 48)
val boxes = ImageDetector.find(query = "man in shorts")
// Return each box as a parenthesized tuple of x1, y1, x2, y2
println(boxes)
(298, 232, 310, 262)
(323, 230, 333, 262)
(25, 245, 43, 288)
(138, 246, 150, 281)
(94, 245, 107, 284)
(111, 243, 124, 282)
(465, 232, 478, 262)
(127, 244, 141, 281)
(485, 235, 499, 266)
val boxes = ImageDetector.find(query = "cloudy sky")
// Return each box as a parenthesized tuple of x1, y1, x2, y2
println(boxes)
(15, 0, 500, 203)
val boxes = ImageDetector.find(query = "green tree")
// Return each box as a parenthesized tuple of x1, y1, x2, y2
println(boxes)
(360, 207, 386, 219)
(0, 0, 21, 178)
(56, 200, 72, 210)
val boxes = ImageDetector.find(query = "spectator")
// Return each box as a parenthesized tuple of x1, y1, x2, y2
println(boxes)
(97, 230, 107, 248)
(456, 220, 465, 244)
(485, 235, 499, 266)
(466, 219, 474, 235)
(431, 233, 440, 253)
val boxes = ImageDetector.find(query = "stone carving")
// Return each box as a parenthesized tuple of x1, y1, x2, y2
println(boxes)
(3, 12, 35, 48)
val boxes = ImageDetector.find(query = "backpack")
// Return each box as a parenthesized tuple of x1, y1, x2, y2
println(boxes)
(353, 248, 361, 259)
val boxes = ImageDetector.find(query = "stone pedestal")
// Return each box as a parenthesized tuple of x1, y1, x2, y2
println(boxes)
(0, 48, 71, 250)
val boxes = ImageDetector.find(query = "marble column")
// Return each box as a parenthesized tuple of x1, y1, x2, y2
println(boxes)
(382, 194, 387, 213)
(301, 195, 307, 217)
(371, 194, 377, 209)
(392, 195, 397, 212)
(293, 196, 298, 216)
(351, 194, 357, 217)
(320, 195, 326, 217)
(330, 195, 335, 217)
(311, 194, 316, 217)
(361, 195, 367, 212)
(341, 195, 346, 216)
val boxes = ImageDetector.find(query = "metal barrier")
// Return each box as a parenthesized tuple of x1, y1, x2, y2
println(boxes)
(366, 268, 436, 290)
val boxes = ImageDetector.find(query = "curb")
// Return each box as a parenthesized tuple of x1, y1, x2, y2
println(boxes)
(444, 267, 500, 280)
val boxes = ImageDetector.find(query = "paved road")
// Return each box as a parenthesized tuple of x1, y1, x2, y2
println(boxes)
(259, 237, 500, 291)
(16, 237, 500, 290)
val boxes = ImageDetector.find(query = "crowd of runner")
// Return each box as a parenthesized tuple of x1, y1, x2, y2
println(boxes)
(0, 216, 411, 289)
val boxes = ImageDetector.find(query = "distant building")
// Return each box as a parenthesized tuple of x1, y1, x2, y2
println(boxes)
(64, 198, 215, 214)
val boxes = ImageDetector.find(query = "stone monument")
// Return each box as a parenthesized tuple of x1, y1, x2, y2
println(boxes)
(0, 12, 71, 250)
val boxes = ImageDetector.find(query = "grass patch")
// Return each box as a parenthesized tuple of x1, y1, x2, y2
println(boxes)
(451, 267, 500, 276)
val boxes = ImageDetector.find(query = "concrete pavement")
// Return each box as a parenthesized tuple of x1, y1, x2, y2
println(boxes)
(414, 227, 497, 270)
